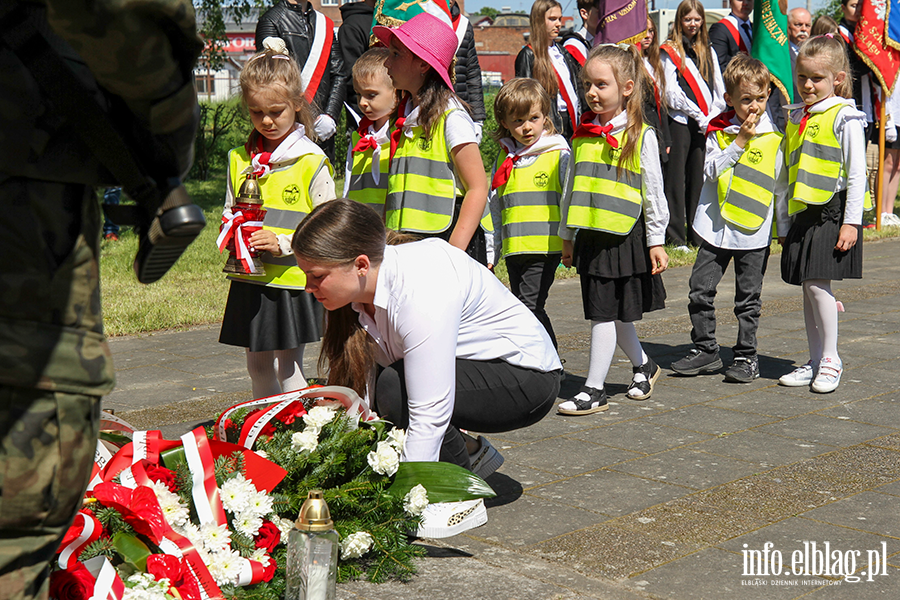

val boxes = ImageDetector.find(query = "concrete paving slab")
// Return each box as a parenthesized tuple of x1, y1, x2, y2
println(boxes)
(801, 491, 900, 539)
(754, 414, 896, 446)
(691, 430, 837, 467)
(710, 389, 844, 418)
(639, 405, 781, 436)
(872, 480, 900, 496)
(817, 397, 900, 429)
(609, 447, 762, 490)
(801, 567, 900, 599)
(498, 436, 642, 477)
(567, 421, 716, 455)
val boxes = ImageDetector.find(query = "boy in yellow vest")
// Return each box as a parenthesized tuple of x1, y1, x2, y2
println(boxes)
(343, 47, 397, 216)
(671, 54, 788, 383)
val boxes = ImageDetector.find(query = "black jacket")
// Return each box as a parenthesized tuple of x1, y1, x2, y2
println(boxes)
(256, 0, 347, 123)
(339, 1, 374, 112)
(450, 4, 486, 122)
(514, 43, 585, 139)
(708, 17, 744, 75)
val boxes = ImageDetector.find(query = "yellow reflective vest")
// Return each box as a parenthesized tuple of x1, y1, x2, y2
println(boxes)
(494, 150, 564, 256)
(715, 130, 782, 231)
(567, 124, 648, 235)
(227, 146, 333, 289)
(785, 103, 875, 216)
(347, 130, 389, 216)
(386, 108, 492, 234)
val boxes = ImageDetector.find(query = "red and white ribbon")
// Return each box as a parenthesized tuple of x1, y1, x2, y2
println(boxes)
(239, 398, 301, 449)
(181, 428, 228, 527)
(236, 559, 267, 586)
(83, 556, 126, 600)
(58, 512, 102, 570)
(214, 391, 304, 443)
(88, 439, 115, 492)
(217, 208, 264, 274)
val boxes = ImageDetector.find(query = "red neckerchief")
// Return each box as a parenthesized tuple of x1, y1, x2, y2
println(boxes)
(246, 134, 272, 177)
(572, 113, 619, 148)
(706, 110, 737, 135)
(389, 96, 410, 162)
(352, 117, 379, 153)
(798, 105, 812, 135)
(491, 153, 520, 190)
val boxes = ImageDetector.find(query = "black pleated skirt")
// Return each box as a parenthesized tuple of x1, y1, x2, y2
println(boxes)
(219, 280, 324, 351)
(781, 191, 863, 286)
(574, 217, 667, 322)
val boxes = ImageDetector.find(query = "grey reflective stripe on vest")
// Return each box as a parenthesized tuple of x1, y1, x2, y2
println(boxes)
(502, 190, 562, 207)
(390, 155, 453, 180)
(572, 159, 641, 188)
(569, 190, 642, 217)
(264, 254, 298, 266)
(795, 169, 839, 192)
(502, 221, 560, 239)
(385, 190, 455, 216)
(729, 163, 776, 220)
(789, 141, 843, 167)
(349, 172, 387, 192)
(263, 207, 309, 231)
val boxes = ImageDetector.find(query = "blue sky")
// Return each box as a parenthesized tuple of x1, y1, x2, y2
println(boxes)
(463, 0, 827, 17)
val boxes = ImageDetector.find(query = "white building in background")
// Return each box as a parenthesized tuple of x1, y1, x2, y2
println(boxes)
(193, 19, 257, 102)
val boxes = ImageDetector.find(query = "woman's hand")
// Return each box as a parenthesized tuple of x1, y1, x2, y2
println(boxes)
(649, 245, 668, 275)
(777, 236, 785, 246)
(249, 230, 280, 256)
(561, 239, 574, 268)
(835, 224, 858, 252)
(449, 142, 488, 252)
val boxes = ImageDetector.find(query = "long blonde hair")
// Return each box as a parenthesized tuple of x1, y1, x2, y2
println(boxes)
(240, 49, 317, 139)
(583, 45, 646, 178)
(666, 0, 713, 82)
(529, 0, 562, 99)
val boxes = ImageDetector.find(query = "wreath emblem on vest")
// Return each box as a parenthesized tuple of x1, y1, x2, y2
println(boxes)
(282, 184, 302, 205)
(807, 123, 820, 138)
(533, 171, 550, 188)
(417, 136, 432, 151)
(748, 148, 763, 165)
(608, 147, 621, 162)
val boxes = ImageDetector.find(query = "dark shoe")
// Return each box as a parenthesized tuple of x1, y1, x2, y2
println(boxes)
(557, 386, 608, 415)
(671, 348, 723, 376)
(468, 436, 504, 479)
(724, 356, 759, 383)
(627, 357, 660, 400)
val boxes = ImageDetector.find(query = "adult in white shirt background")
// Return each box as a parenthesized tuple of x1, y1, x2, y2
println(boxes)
(292, 199, 562, 473)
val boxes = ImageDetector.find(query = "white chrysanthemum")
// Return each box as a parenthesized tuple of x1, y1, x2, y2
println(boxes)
(245, 491, 274, 518)
(403, 484, 429, 516)
(275, 516, 295, 538)
(303, 405, 337, 430)
(340, 531, 374, 559)
(235, 512, 264, 537)
(291, 429, 319, 453)
(250, 548, 272, 567)
(150, 480, 190, 528)
(367, 440, 400, 476)
(220, 475, 251, 515)
(254, 449, 268, 459)
(386, 428, 407, 451)
(206, 549, 244, 586)
(123, 572, 172, 600)
(200, 522, 232, 553)
(175, 522, 203, 549)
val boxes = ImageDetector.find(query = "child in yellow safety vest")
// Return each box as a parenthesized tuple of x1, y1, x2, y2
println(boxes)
(557, 45, 670, 416)
(671, 55, 787, 383)
(778, 35, 869, 394)
(218, 40, 335, 399)
(342, 48, 398, 217)
(489, 78, 571, 349)
(373, 13, 492, 265)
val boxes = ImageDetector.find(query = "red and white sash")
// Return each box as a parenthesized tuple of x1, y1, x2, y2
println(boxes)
(453, 15, 468, 52)
(563, 36, 588, 66)
(532, 45, 580, 128)
(720, 15, 751, 54)
(300, 11, 334, 103)
(661, 43, 712, 116)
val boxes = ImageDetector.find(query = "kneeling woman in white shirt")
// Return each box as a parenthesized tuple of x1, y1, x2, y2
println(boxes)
(293, 199, 562, 473)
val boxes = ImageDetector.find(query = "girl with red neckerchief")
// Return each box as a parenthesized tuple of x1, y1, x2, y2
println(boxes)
(218, 39, 335, 400)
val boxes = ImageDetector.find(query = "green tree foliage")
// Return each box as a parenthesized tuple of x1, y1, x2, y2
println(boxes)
(195, 0, 267, 71)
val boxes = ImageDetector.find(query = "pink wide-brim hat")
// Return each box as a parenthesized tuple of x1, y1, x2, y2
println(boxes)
(373, 12, 457, 90)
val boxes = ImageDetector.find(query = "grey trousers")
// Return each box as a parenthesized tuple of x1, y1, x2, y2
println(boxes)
(688, 241, 770, 358)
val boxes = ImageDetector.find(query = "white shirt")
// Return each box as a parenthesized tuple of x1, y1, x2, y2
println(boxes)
(400, 96, 477, 150)
(696, 111, 788, 249)
(778, 96, 867, 228)
(558, 111, 670, 246)
(353, 240, 562, 461)
(662, 45, 726, 130)
(548, 44, 572, 114)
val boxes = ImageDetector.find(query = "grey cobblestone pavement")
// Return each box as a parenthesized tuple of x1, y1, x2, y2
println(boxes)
(107, 238, 900, 600)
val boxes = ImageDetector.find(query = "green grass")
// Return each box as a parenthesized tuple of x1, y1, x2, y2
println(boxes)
(100, 178, 899, 336)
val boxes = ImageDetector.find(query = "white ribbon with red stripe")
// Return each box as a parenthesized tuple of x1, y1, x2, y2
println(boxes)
(181, 428, 228, 527)
(83, 556, 125, 600)
(217, 208, 264, 274)
(88, 440, 115, 492)
(58, 513, 100, 570)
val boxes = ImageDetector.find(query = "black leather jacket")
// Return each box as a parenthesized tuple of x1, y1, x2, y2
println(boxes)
(515, 43, 585, 139)
(450, 4, 486, 122)
(256, 0, 346, 123)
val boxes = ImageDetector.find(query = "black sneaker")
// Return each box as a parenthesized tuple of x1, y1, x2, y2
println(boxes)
(724, 356, 760, 383)
(627, 357, 660, 400)
(671, 348, 723, 376)
(557, 386, 608, 415)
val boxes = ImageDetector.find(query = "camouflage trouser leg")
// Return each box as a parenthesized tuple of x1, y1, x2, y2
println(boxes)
(0, 387, 100, 600)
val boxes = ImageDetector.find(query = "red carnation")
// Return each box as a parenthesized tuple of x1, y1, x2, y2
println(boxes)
(49, 564, 94, 600)
(145, 464, 178, 494)
(254, 521, 281, 553)
(275, 401, 307, 426)
(262, 557, 277, 582)
(147, 554, 202, 600)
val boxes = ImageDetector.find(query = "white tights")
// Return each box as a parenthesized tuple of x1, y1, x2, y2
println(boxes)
(802, 280, 839, 363)
(246, 345, 308, 399)
(584, 320, 648, 391)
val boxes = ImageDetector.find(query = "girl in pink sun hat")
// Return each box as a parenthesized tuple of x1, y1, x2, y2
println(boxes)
(373, 12, 493, 266)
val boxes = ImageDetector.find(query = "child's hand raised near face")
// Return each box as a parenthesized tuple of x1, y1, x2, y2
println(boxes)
(736, 111, 758, 149)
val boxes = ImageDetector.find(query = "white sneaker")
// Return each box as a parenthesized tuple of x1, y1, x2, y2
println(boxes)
(415, 499, 488, 538)
(468, 436, 504, 479)
(779, 361, 817, 387)
(882, 213, 900, 227)
(811, 357, 843, 393)
(673, 245, 691, 253)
